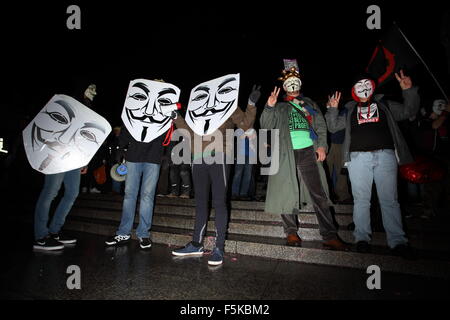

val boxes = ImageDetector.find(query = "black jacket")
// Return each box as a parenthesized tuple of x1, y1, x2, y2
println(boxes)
(119, 126, 165, 164)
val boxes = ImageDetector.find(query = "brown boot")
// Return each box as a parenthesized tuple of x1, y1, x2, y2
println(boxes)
(286, 233, 302, 247)
(322, 238, 350, 251)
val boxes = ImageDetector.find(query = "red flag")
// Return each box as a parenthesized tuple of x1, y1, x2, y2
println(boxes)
(366, 24, 419, 86)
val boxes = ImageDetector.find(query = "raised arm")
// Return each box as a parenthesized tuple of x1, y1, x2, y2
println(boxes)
(324, 91, 347, 133)
(230, 84, 260, 131)
(231, 104, 257, 131)
(260, 86, 280, 130)
(386, 70, 420, 121)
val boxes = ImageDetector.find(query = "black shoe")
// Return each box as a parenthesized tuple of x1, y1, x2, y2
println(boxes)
(139, 237, 152, 249)
(105, 234, 131, 246)
(50, 233, 77, 244)
(391, 243, 416, 260)
(356, 241, 371, 253)
(33, 237, 65, 251)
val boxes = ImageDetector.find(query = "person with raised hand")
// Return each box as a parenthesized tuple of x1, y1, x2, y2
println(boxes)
(260, 63, 348, 251)
(325, 70, 420, 259)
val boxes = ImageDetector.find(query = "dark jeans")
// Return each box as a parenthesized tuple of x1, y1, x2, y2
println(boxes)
(231, 163, 253, 197)
(281, 146, 337, 241)
(169, 163, 192, 195)
(157, 157, 170, 195)
(191, 157, 230, 251)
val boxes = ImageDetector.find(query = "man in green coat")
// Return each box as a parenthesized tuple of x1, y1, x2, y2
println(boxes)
(260, 66, 348, 250)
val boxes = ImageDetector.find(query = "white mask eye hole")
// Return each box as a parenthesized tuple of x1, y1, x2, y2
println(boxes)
(192, 93, 208, 102)
(80, 129, 98, 144)
(129, 93, 147, 101)
(218, 86, 235, 95)
(158, 98, 172, 106)
(46, 111, 69, 125)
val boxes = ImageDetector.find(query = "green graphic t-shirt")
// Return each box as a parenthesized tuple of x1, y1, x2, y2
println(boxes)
(289, 106, 313, 150)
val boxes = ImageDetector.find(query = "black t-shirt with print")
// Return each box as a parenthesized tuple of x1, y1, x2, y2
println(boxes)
(349, 102, 395, 152)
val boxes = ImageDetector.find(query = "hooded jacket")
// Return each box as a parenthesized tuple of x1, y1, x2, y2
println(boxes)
(325, 87, 420, 166)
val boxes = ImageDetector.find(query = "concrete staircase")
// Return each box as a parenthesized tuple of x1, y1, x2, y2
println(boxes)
(61, 193, 450, 278)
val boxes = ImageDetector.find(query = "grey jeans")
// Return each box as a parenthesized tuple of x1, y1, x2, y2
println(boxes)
(281, 146, 338, 241)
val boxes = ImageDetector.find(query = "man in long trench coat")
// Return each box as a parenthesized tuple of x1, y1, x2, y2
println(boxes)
(260, 67, 348, 250)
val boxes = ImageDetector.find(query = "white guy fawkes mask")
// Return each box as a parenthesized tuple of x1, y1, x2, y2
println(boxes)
(121, 79, 180, 143)
(353, 79, 375, 100)
(283, 76, 302, 94)
(84, 84, 97, 101)
(432, 99, 447, 115)
(23, 94, 111, 174)
(186, 74, 240, 136)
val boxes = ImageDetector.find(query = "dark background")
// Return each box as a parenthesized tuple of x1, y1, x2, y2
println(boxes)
(0, 0, 449, 144)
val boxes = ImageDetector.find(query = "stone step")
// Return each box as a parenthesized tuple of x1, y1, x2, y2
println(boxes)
(58, 215, 450, 279)
(71, 206, 363, 243)
(77, 193, 354, 213)
(74, 201, 354, 226)
(69, 206, 450, 253)
(76, 195, 449, 235)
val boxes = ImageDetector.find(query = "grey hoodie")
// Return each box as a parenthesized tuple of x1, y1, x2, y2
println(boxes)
(324, 87, 420, 166)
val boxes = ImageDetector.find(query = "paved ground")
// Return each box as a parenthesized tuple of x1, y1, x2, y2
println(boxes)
(1, 224, 449, 302)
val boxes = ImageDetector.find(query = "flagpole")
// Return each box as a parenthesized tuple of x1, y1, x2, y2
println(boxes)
(395, 22, 449, 102)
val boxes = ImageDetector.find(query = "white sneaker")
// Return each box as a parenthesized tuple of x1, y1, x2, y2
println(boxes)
(105, 234, 131, 246)
(81, 187, 88, 193)
(90, 187, 101, 194)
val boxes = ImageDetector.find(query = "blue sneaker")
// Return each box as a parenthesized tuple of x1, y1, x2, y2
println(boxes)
(208, 247, 224, 266)
(172, 242, 204, 257)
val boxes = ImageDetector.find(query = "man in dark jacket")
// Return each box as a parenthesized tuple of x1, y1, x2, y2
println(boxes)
(325, 70, 420, 258)
(104, 126, 165, 250)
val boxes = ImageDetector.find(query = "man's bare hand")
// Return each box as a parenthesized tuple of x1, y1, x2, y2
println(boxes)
(267, 87, 280, 107)
(327, 91, 341, 108)
(316, 147, 326, 162)
(395, 70, 412, 90)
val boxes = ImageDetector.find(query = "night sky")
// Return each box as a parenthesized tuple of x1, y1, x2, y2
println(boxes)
(1, 0, 449, 140)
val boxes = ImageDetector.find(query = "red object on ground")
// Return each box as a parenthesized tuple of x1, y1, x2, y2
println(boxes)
(399, 156, 445, 184)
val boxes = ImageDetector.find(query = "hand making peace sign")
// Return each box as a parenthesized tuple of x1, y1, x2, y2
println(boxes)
(267, 87, 281, 107)
(327, 91, 342, 108)
(395, 70, 413, 90)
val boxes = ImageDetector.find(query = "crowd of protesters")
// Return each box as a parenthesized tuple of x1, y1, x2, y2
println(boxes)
(1, 69, 449, 265)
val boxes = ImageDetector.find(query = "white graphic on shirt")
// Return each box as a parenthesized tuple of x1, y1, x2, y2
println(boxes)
(357, 103, 379, 125)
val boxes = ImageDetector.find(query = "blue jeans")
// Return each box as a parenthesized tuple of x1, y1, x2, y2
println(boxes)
(348, 149, 408, 248)
(116, 161, 160, 238)
(34, 168, 81, 240)
(112, 179, 123, 193)
(231, 163, 253, 197)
